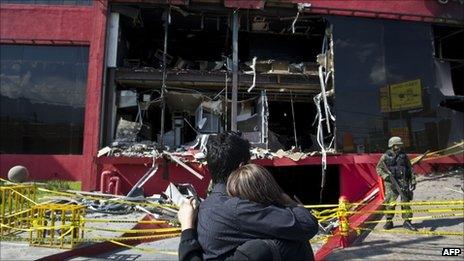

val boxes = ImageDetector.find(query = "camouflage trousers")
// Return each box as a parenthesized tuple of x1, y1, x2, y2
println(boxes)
(384, 181, 413, 221)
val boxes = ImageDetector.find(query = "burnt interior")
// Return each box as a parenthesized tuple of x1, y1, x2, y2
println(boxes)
(105, 4, 334, 152)
(433, 25, 464, 95)
(267, 165, 340, 205)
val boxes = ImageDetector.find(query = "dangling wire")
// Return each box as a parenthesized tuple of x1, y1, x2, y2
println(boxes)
(315, 29, 336, 203)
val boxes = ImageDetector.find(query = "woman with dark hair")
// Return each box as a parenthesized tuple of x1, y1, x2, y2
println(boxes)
(226, 164, 315, 260)
(227, 164, 290, 207)
(178, 163, 316, 261)
(179, 132, 318, 261)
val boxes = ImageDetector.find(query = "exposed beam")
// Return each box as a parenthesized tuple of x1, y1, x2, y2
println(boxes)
(231, 11, 239, 131)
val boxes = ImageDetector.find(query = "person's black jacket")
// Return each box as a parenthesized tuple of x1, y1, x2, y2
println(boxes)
(179, 229, 202, 261)
(197, 184, 318, 260)
(179, 228, 315, 261)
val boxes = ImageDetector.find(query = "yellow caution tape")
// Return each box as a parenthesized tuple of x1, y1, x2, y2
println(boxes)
(82, 218, 168, 224)
(363, 212, 464, 224)
(58, 227, 75, 240)
(0, 179, 177, 211)
(356, 227, 464, 237)
(109, 240, 178, 256)
(348, 207, 464, 215)
(379, 200, 464, 207)
(84, 227, 181, 234)
(310, 234, 332, 244)
(82, 232, 180, 243)
(0, 223, 33, 232)
(36, 187, 179, 210)
(305, 204, 339, 208)
(1, 223, 84, 233)
(306, 200, 463, 211)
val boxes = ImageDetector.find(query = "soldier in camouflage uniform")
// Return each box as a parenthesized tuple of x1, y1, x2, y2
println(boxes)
(376, 136, 418, 231)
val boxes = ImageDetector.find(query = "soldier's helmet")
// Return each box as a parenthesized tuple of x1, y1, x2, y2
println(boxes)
(388, 136, 403, 148)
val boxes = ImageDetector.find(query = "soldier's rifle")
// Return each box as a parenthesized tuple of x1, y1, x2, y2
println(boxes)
(388, 174, 408, 199)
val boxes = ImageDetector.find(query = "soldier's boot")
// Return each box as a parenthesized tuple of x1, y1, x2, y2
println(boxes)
(403, 221, 417, 231)
(383, 220, 393, 230)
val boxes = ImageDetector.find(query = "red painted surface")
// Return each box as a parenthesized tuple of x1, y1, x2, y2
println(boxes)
(97, 156, 211, 198)
(0, 1, 108, 190)
(0, 155, 85, 181)
(95, 153, 463, 200)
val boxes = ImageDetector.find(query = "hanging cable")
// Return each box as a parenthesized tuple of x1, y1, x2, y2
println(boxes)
(315, 28, 336, 202)
(290, 91, 298, 149)
(159, 6, 171, 148)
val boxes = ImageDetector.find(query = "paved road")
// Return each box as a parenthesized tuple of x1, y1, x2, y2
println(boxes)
(327, 169, 464, 260)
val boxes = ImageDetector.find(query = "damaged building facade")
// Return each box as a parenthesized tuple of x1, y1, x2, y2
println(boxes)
(1, 1, 463, 205)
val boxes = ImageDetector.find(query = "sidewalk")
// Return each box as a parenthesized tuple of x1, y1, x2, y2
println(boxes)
(327, 169, 464, 260)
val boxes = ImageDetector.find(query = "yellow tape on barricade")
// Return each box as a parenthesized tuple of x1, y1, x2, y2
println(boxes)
(0, 223, 33, 232)
(82, 218, 169, 224)
(82, 232, 181, 243)
(310, 234, 332, 244)
(58, 227, 75, 240)
(336, 199, 463, 210)
(304, 204, 339, 209)
(312, 208, 339, 215)
(348, 207, 464, 215)
(84, 227, 181, 234)
(36, 187, 179, 210)
(0, 179, 178, 211)
(363, 212, 464, 225)
(379, 200, 464, 207)
(2, 209, 32, 219)
(1, 223, 77, 232)
(355, 227, 464, 237)
(9, 188, 38, 205)
(109, 240, 178, 256)
(316, 214, 338, 223)
(306, 200, 463, 216)
(0, 232, 181, 245)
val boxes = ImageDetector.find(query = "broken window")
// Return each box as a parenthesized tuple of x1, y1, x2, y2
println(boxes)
(331, 17, 464, 153)
(103, 3, 334, 154)
(0, 44, 89, 154)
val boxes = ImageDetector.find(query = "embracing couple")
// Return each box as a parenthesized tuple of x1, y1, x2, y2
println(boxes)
(178, 132, 319, 261)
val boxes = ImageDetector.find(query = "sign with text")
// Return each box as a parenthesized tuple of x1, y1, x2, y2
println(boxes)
(389, 79, 423, 111)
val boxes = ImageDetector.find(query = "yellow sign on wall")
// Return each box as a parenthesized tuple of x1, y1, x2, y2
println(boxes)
(389, 79, 422, 111)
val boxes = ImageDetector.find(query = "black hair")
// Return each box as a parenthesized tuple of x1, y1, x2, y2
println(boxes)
(206, 132, 251, 184)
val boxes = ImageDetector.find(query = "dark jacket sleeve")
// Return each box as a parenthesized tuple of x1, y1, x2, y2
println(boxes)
(235, 199, 319, 241)
(178, 229, 203, 261)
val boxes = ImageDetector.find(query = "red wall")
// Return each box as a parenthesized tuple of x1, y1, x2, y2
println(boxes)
(0, 2, 108, 190)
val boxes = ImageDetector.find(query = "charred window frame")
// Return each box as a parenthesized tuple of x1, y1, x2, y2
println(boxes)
(331, 17, 463, 153)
